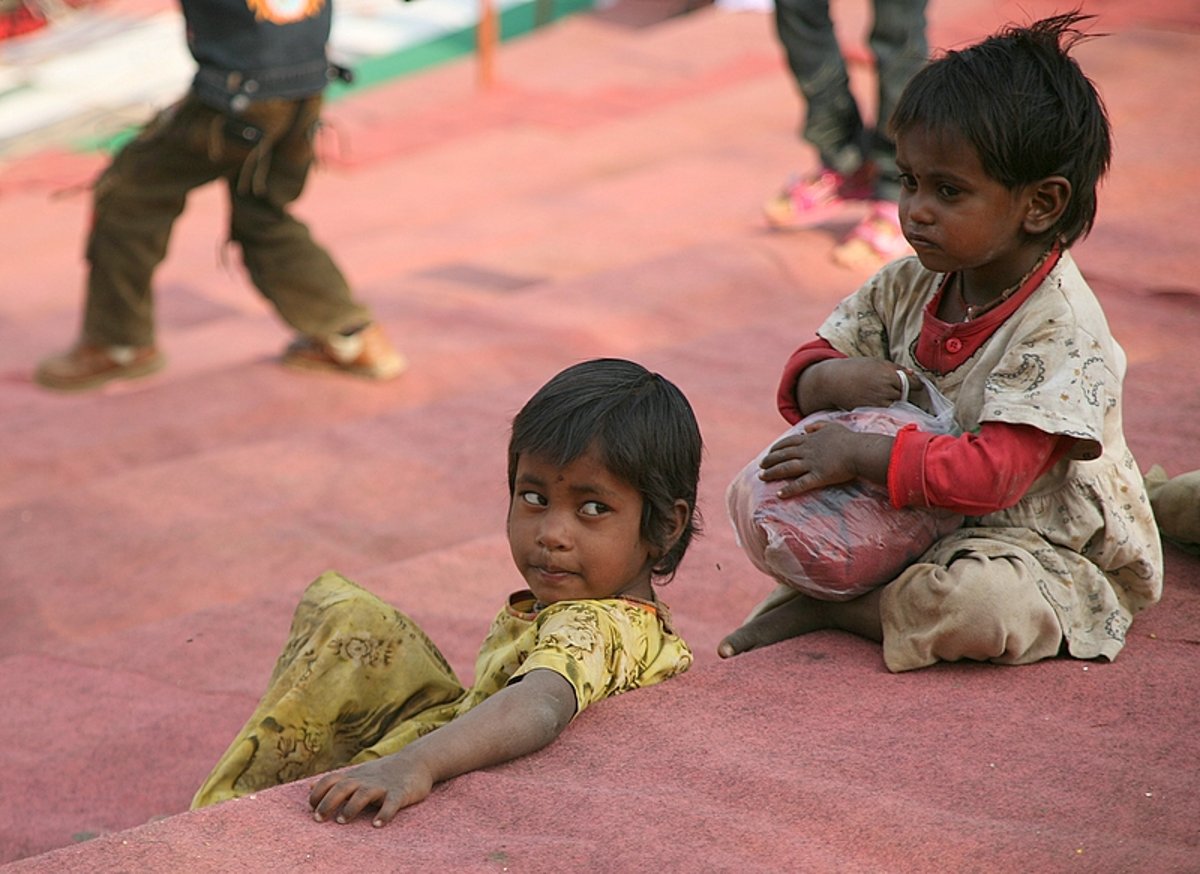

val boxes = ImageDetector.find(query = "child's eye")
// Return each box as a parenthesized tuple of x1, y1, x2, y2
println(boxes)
(519, 490, 547, 507)
(579, 501, 610, 517)
(898, 174, 917, 190)
(937, 184, 961, 199)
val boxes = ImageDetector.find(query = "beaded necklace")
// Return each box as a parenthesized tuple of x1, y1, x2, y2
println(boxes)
(956, 246, 1053, 322)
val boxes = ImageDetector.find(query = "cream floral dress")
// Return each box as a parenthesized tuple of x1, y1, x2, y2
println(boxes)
(192, 571, 692, 807)
(816, 251, 1163, 662)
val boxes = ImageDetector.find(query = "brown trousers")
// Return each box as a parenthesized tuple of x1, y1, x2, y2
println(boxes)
(83, 92, 372, 346)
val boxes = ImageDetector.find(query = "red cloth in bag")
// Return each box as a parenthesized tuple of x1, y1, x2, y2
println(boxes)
(727, 392, 963, 601)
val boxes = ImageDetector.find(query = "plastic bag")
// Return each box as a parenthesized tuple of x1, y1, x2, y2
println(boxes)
(726, 375, 964, 601)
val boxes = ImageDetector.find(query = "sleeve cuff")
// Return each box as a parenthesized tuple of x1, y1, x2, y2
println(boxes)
(888, 423, 935, 509)
(776, 341, 845, 424)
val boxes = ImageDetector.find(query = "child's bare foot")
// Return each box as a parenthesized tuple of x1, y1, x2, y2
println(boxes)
(718, 592, 831, 658)
(718, 587, 885, 658)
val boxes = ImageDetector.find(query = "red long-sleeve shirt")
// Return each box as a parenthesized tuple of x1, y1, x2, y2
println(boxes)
(776, 335, 1072, 516)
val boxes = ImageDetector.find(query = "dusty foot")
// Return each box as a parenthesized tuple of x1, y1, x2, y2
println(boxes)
(717, 591, 831, 658)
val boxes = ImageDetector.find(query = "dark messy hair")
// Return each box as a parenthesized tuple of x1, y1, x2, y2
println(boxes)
(507, 358, 703, 581)
(889, 11, 1111, 246)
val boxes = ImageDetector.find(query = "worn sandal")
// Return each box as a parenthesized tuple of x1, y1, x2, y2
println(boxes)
(763, 164, 876, 230)
(832, 200, 914, 268)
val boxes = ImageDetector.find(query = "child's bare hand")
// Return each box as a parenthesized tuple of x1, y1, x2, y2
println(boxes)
(309, 754, 434, 827)
(760, 422, 894, 498)
(759, 422, 858, 497)
(803, 358, 921, 412)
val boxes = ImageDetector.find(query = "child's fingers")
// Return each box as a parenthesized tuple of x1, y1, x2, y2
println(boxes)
(767, 422, 830, 457)
(308, 772, 341, 810)
(336, 785, 387, 823)
(310, 777, 360, 822)
(759, 456, 808, 482)
(774, 471, 826, 499)
(766, 433, 806, 456)
(759, 452, 820, 492)
(372, 793, 412, 827)
(762, 425, 836, 476)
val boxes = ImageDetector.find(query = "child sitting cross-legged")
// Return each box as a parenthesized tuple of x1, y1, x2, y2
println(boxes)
(720, 13, 1163, 672)
(192, 358, 703, 825)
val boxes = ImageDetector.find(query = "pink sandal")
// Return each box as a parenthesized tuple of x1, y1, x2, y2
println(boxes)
(763, 164, 876, 230)
(832, 200, 914, 267)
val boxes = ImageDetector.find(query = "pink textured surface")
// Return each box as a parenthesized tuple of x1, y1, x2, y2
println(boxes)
(2, 0, 1199, 870)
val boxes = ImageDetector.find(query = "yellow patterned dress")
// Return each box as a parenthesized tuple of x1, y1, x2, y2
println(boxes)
(192, 570, 692, 807)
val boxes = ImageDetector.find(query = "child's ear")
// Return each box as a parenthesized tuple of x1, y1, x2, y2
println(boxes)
(1024, 176, 1071, 236)
(660, 499, 691, 552)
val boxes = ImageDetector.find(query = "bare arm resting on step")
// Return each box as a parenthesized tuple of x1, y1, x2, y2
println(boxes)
(308, 667, 576, 827)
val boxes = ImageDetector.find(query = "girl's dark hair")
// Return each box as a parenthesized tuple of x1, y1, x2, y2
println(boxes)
(889, 11, 1111, 246)
(508, 358, 703, 581)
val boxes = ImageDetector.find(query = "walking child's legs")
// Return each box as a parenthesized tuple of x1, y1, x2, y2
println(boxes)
(84, 97, 225, 347)
(191, 572, 465, 808)
(824, 0, 925, 266)
(766, 0, 912, 249)
(226, 95, 373, 339)
(866, 0, 928, 201)
(775, 0, 866, 175)
(39, 93, 401, 390)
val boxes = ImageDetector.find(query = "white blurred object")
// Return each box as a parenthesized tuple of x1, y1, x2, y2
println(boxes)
(0, 9, 190, 151)
(715, 0, 773, 12)
(0, 0, 531, 157)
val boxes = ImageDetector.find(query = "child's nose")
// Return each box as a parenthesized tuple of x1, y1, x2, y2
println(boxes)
(536, 511, 572, 550)
(905, 189, 935, 224)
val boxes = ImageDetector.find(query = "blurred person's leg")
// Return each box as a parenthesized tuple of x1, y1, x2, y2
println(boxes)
(230, 95, 404, 380)
(35, 96, 223, 390)
(765, 0, 874, 230)
(832, 0, 927, 267)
